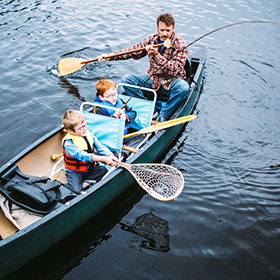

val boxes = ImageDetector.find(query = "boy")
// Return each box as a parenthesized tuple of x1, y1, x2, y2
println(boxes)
(93, 79, 145, 158)
(93, 78, 137, 135)
(62, 109, 118, 194)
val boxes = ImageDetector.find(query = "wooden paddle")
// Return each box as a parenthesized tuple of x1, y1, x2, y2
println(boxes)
(270, 162, 280, 169)
(123, 114, 197, 138)
(51, 153, 63, 160)
(58, 39, 171, 76)
(52, 115, 196, 159)
(51, 145, 139, 160)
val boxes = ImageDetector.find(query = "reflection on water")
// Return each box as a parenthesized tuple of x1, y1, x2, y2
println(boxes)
(58, 77, 86, 102)
(120, 210, 170, 253)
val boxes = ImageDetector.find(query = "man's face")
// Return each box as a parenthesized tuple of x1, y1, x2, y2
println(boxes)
(157, 21, 174, 42)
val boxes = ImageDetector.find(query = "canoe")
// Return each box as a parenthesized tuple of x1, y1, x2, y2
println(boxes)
(0, 47, 207, 278)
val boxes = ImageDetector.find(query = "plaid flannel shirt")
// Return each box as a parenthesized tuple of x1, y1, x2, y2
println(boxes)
(112, 32, 188, 90)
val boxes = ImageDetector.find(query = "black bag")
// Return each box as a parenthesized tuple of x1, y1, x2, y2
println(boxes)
(0, 166, 77, 214)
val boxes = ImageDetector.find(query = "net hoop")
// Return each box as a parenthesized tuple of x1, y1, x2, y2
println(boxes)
(127, 163, 185, 201)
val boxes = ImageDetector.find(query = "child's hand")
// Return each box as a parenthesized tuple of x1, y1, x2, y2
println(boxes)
(113, 109, 126, 120)
(92, 154, 117, 167)
(109, 154, 119, 167)
(109, 154, 119, 161)
(104, 154, 119, 167)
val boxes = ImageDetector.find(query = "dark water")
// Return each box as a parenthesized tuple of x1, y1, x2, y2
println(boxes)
(1, 0, 280, 279)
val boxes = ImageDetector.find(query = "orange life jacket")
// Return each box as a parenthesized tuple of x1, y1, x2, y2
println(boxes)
(62, 131, 94, 172)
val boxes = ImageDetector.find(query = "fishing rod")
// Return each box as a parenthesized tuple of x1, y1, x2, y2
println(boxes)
(121, 20, 280, 108)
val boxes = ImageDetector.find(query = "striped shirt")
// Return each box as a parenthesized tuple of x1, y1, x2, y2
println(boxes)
(112, 32, 188, 90)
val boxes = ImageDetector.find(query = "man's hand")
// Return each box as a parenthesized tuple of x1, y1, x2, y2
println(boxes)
(146, 44, 158, 56)
(97, 54, 111, 62)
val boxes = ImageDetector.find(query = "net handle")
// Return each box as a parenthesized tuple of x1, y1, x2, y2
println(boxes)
(116, 161, 132, 171)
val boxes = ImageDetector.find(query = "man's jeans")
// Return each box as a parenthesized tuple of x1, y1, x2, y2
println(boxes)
(121, 74, 190, 119)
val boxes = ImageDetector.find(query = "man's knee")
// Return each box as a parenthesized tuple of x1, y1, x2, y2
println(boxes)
(175, 79, 190, 97)
(121, 74, 133, 84)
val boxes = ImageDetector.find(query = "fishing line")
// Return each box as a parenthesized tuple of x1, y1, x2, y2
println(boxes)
(122, 20, 280, 107)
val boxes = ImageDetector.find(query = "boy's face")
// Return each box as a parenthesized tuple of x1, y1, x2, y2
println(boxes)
(68, 120, 87, 137)
(99, 87, 118, 106)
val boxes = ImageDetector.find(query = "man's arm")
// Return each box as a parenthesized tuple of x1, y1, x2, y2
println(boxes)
(98, 36, 156, 61)
(149, 36, 188, 77)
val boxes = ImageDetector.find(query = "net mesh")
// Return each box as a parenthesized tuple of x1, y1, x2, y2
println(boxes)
(130, 164, 184, 201)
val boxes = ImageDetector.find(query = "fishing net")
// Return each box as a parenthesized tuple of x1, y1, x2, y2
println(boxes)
(128, 163, 184, 201)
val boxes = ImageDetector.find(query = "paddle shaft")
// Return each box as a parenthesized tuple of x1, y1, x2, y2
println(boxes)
(80, 42, 166, 64)
(52, 115, 195, 159)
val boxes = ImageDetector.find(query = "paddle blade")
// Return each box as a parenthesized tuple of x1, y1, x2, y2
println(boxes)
(123, 115, 197, 138)
(164, 38, 171, 48)
(51, 153, 63, 160)
(58, 57, 86, 76)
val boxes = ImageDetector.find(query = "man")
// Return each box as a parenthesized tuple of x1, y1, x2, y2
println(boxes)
(98, 13, 189, 121)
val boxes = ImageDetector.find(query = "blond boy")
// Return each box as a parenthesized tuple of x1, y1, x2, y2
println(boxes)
(62, 109, 118, 194)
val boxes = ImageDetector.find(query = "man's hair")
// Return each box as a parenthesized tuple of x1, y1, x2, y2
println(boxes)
(96, 78, 116, 97)
(62, 109, 86, 131)
(157, 13, 175, 27)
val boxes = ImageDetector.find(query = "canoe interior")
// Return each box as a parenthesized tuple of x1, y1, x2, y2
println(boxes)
(16, 129, 67, 182)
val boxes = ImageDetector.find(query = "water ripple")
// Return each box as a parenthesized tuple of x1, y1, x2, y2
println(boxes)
(261, 215, 280, 234)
